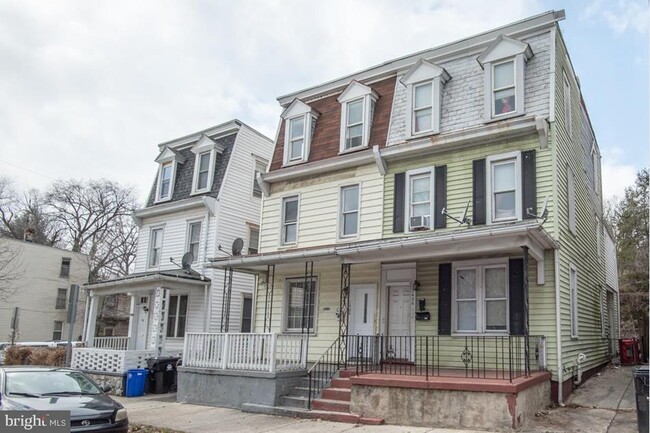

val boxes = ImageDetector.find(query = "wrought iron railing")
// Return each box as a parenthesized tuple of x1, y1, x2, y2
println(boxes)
(347, 334, 545, 382)
(307, 337, 343, 410)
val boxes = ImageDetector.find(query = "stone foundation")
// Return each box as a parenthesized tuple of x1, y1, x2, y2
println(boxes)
(85, 372, 126, 396)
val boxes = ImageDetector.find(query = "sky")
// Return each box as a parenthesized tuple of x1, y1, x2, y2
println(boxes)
(0, 0, 647, 205)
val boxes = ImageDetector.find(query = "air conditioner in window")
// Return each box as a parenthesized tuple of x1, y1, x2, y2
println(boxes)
(409, 215, 431, 231)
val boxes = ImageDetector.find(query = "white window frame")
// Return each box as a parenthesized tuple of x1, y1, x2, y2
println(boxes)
(337, 81, 377, 154)
(451, 259, 510, 335)
(148, 226, 164, 268)
(280, 99, 318, 166)
(185, 220, 202, 263)
(563, 69, 572, 138)
(338, 184, 360, 239)
(342, 98, 365, 151)
(411, 81, 435, 135)
(280, 195, 299, 246)
(156, 162, 176, 203)
(191, 150, 216, 195)
(486, 151, 522, 224)
(240, 293, 254, 333)
(404, 167, 435, 232)
(282, 276, 318, 333)
(252, 158, 267, 198)
(568, 166, 576, 235)
(286, 115, 307, 163)
(247, 224, 260, 255)
(400, 59, 449, 138)
(166, 293, 189, 339)
(53, 321, 63, 340)
(570, 264, 579, 339)
(491, 59, 517, 118)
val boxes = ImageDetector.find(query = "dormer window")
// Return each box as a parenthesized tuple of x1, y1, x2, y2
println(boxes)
(477, 35, 533, 122)
(401, 59, 450, 137)
(154, 146, 185, 203)
(190, 134, 224, 195)
(281, 99, 319, 166)
(337, 81, 378, 153)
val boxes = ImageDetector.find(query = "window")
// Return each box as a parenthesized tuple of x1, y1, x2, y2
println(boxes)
(280, 99, 319, 166)
(55, 288, 67, 310)
(413, 82, 433, 133)
(60, 258, 71, 278)
(241, 295, 253, 333)
(454, 262, 508, 333)
(166, 294, 188, 338)
(52, 321, 63, 340)
(158, 163, 173, 200)
(149, 228, 163, 267)
(248, 226, 260, 254)
(493, 60, 516, 116)
(406, 169, 434, 231)
(563, 69, 572, 137)
(337, 81, 378, 153)
(281, 196, 299, 245)
(196, 152, 211, 191)
(339, 185, 360, 238)
(253, 160, 266, 198)
(284, 277, 317, 332)
(189, 134, 222, 194)
(186, 222, 201, 263)
(568, 167, 576, 235)
(486, 152, 521, 224)
(570, 265, 578, 338)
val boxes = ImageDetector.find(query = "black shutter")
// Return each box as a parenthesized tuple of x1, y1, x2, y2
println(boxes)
(434, 165, 447, 229)
(472, 159, 486, 225)
(393, 172, 405, 233)
(522, 150, 537, 220)
(509, 258, 525, 336)
(438, 263, 452, 335)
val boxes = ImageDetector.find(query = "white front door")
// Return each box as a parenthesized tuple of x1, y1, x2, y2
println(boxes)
(135, 296, 150, 350)
(387, 284, 412, 360)
(348, 285, 376, 359)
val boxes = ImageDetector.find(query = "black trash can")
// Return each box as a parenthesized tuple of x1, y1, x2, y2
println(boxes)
(634, 365, 649, 433)
(147, 356, 181, 394)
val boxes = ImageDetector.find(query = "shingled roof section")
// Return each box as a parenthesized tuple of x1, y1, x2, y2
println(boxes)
(270, 76, 396, 171)
(146, 132, 237, 207)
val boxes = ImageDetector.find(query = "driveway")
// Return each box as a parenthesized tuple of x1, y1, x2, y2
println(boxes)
(116, 365, 642, 433)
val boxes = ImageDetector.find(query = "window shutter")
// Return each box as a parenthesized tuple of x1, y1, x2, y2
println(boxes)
(434, 165, 447, 229)
(522, 150, 536, 220)
(509, 258, 525, 336)
(393, 172, 405, 233)
(472, 159, 486, 225)
(438, 263, 452, 335)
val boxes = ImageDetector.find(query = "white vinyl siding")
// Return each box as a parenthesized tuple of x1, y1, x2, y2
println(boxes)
(568, 166, 576, 235)
(570, 264, 578, 338)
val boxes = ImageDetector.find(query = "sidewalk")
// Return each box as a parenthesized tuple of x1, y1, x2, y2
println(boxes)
(115, 364, 642, 433)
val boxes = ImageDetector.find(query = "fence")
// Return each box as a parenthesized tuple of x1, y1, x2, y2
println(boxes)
(92, 336, 130, 350)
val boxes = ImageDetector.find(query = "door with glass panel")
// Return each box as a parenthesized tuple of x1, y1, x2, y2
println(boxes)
(455, 264, 508, 334)
(387, 284, 413, 361)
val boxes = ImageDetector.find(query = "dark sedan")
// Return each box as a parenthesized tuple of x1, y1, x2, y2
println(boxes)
(0, 366, 128, 432)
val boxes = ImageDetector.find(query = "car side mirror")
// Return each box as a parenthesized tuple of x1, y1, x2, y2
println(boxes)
(101, 384, 113, 393)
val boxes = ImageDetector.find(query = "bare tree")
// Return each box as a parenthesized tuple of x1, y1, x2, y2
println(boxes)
(0, 237, 23, 302)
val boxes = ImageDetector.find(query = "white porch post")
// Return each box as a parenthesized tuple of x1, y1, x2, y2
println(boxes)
(126, 294, 136, 350)
(85, 294, 99, 347)
(148, 287, 168, 355)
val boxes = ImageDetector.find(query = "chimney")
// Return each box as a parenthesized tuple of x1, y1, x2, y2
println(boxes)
(24, 228, 35, 242)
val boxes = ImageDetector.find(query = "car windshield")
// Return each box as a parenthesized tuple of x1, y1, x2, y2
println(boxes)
(5, 371, 102, 396)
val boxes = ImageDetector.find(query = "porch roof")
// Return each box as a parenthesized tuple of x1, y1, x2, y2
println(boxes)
(208, 221, 558, 273)
(85, 269, 211, 293)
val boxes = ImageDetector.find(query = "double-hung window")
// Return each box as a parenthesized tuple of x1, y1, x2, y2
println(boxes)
(486, 152, 521, 224)
(196, 152, 211, 191)
(288, 116, 306, 162)
(406, 168, 434, 231)
(253, 159, 266, 198)
(492, 60, 516, 116)
(60, 258, 71, 278)
(339, 185, 360, 238)
(190, 134, 222, 194)
(454, 262, 508, 334)
(149, 227, 163, 267)
(344, 99, 364, 150)
(55, 288, 67, 310)
(166, 294, 188, 338)
(186, 222, 201, 263)
(337, 81, 377, 153)
(53, 321, 63, 340)
(280, 99, 318, 166)
(284, 277, 317, 333)
(281, 196, 299, 245)
(248, 226, 260, 254)
(159, 163, 173, 200)
(400, 59, 449, 137)
(413, 82, 433, 133)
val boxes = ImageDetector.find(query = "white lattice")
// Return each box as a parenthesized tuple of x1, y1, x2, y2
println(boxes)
(72, 348, 158, 374)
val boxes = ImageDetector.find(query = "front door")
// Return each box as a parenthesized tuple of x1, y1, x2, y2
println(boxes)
(387, 284, 412, 360)
(135, 296, 149, 350)
(348, 285, 376, 359)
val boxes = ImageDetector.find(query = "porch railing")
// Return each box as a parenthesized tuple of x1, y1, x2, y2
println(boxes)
(347, 334, 546, 382)
(71, 348, 156, 374)
(183, 332, 307, 373)
(92, 336, 130, 350)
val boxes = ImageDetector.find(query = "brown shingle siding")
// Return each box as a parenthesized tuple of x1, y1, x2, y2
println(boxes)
(270, 76, 396, 171)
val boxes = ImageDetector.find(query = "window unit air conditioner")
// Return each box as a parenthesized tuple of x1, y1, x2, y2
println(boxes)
(409, 215, 431, 231)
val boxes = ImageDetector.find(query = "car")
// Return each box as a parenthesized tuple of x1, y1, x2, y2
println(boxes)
(0, 366, 128, 432)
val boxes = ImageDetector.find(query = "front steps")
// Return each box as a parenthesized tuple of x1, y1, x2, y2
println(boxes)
(242, 369, 383, 425)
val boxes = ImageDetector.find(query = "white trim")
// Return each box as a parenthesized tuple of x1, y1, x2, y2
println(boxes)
(380, 263, 416, 349)
(191, 149, 217, 195)
(133, 196, 216, 226)
(280, 194, 300, 246)
(569, 263, 578, 339)
(147, 225, 165, 269)
(239, 292, 254, 333)
(486, 151, 522, 224)
(166, 293, 189, 338)
(281, 276, 319, 334)
(404, 166, 435, 232)
(155, 161, 176, 203)
(338, 91, 377, 153)
(252, 157, 267, 198)
(338, 183, 361, 240)
(483, 54, 526, 122)
(157, 119, 240, 150)
(184, 220, 202, 263)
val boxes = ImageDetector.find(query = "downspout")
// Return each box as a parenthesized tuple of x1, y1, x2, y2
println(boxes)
(554, 248, 564, 405)
(574, 353, 587, 385)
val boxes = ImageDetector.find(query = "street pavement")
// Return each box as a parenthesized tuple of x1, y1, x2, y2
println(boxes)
(115, 364, 644, 433)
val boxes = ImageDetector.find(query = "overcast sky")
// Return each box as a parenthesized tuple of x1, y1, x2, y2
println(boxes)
(0, 0, 647, 204)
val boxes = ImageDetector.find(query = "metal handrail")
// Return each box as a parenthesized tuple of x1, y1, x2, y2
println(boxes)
(307, 337, 341, 410)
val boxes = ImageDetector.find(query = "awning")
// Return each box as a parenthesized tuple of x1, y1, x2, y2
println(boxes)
(84, 269, 211, 296)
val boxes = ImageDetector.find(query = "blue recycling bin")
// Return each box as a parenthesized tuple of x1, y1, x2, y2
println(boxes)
(125, 368, 148, 397)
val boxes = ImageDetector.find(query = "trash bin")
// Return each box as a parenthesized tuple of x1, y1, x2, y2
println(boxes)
(147, 356, 180, 394)
(634, 366, 649, 433)
(125, 368, 148, 397)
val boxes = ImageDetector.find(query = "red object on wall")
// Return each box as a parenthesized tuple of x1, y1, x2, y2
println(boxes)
(619, 338, 640, 365)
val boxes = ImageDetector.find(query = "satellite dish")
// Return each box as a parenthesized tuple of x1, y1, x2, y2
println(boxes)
(527, 194, 549, 222)
(539, 195, 549, 219)
(181, 252, 194, 270)
(459, 200, 470, 226)
(232, 238, 244, 256)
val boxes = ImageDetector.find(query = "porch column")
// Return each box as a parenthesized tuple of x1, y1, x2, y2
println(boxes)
(338, 263, 351, 366)
(85, 294, 99, 347)
(148, 287, 168, 355)
(263, 265, 275, 332)
(126, 294, 136, 350)
(522, 246, 530, 375)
